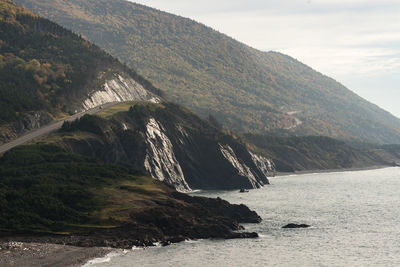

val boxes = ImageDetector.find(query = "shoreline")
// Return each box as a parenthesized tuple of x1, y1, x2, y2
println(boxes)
(2, 166, 395, 266)
(274, 165, 393, 177)
(0, 241, 112, 267)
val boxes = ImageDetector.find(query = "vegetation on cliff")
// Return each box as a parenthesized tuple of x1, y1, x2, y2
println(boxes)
(50, 101, 272, 190)
(14, 0, 400, 144)
(42, 102, 398, 188)
(244, 134, 390, 172)
(0, 144, 260, 247)
(0, 0, 158, 128)
(0, 144, 151, 232)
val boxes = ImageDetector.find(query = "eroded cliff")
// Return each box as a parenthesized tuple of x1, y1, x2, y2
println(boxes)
(54, 102, 274, 190)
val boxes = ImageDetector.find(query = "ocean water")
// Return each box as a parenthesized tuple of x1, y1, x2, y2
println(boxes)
(84, 167, 400, 267)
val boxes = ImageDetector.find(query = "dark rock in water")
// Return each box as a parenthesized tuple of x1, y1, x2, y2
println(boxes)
(172, 193, 262, 223)
(225, 232, 259, 239)
(160, 241, 171, 247)
(239, 188, 249, 193)
(282, 223, 311, 229)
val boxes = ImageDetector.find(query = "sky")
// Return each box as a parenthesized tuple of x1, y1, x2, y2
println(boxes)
(131, 0, 400, 118)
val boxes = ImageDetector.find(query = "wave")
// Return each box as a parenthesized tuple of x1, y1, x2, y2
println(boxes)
(82, 251, 125, 266)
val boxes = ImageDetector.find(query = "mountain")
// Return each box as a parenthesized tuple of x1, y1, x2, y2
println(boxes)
(37, 101, 274, 191)
(244, 134, 398, 172)
(0, 0, 161, 145)
(40, 102, 399, 185)
(0, 0, 275, 191)
(1, 0, 397, 191)
(0, 144, 260, 247)
(14, 0, 400, 144)
(0, 0, 266, 244)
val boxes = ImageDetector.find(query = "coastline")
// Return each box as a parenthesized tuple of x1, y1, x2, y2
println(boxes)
(0, 192, 261, 266)
(0, 241, 112, 267)
(275, 165, 392, 177)
(1, 166, 395, 266)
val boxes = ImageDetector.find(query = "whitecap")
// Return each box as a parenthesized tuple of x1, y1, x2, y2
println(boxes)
(82, 251, 122, 266)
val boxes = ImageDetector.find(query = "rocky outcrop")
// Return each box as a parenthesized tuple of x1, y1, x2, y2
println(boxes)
(57, 103, 275, 190)
(0, 192, 261, 249)
(82, 73, 160, 111)
(282, 223, 311, 229)
(250, 151, 275, 176)
(0, 111, 53, 145)
(0, 143, 262, 248)
(144, 118, 190, 191)
(0, 70, 160, 145)
(219, 144, 270, 189)
(141, 118, 273, 191)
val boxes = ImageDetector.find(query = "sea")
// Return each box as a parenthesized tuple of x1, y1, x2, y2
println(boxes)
(84, 167, 400, 267)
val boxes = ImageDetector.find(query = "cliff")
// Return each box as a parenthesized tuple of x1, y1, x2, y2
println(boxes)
(47, 102, 274, 191)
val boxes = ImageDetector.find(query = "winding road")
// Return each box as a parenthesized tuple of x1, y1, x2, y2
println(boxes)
(0, 102, 119, 154)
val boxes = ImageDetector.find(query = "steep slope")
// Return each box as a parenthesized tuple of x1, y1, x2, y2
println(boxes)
(0, 144, 260, 247)
(244, 135, 394, 172)
(15, 0, 400, 144)
(0, 0, 160, 145)
(39, 102, 274, 191)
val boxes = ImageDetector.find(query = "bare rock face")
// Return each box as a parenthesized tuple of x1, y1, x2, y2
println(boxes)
(82, 73, 160, 111)
(59, 103, 275, 191)
(0, 111, 53, 145)
(138, 117, 274, 190)
(144, 118, 190, 191)
(219, 144, 272, 188)
(0, 70, 160, 145)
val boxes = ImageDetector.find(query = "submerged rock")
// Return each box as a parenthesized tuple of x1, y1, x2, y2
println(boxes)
(282, 223, 311, 229)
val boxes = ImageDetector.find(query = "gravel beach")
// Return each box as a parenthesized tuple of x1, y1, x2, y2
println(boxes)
(0, 242, 111, 267)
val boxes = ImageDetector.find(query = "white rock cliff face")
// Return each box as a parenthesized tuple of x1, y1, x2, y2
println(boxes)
(249, 151, 275, 177)
(219, 144, 263, 188)
(142, 119, 274, 190)
(85, 73, 275, 190)
(82, 74, 160, 110)
(144, 118, 191, 191)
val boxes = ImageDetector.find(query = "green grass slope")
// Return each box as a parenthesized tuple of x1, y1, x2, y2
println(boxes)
(14, 0, 400, 144)
(0, 144, 162, 233)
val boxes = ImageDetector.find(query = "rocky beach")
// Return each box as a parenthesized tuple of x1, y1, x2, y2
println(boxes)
(0, 241, 111, 267)
(0, 192, 261, 266)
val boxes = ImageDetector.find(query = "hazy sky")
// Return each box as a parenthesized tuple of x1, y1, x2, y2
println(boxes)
(131, 0, 400, 118)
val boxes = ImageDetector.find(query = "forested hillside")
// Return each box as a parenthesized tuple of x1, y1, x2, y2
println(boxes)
(0, 0, 111, 123)
(244, 134, 395, 172)
(0, 144, 260, 245)
(0, 0, 159, 144)
(15, 0, 400, 144)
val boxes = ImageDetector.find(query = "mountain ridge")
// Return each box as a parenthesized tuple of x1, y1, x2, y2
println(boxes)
(14, 0, 400, 144)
